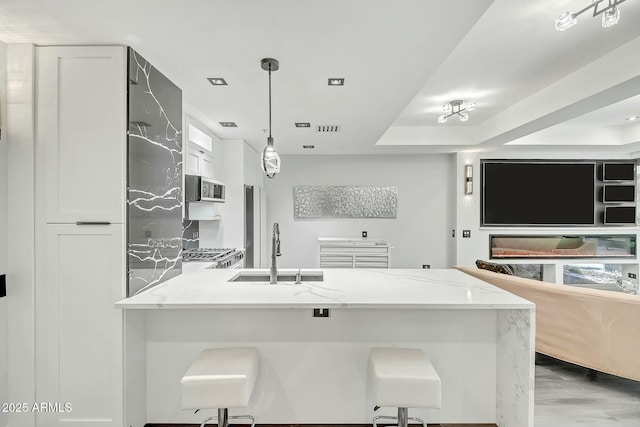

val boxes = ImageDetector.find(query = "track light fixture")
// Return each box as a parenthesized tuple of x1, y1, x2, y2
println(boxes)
(555, 0, 626, 31)
(438, 100, 475, 124)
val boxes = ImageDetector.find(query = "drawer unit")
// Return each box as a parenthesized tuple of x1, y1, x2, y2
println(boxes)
(319, 239, 390, 268)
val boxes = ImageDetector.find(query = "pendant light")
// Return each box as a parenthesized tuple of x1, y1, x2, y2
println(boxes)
(261, 58, 281, 179)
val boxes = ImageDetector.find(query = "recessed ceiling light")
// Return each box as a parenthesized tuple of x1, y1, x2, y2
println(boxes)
(303, 145, 315, 149)
(626, 116, 639, 121)
(295, 122, 311, 128)
(219, 122, 237, 127)
(328, 78, 345, 86)
(207, 77, 228, 86)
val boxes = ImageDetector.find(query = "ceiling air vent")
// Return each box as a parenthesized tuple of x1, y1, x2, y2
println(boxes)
(316, 125, 341, 133)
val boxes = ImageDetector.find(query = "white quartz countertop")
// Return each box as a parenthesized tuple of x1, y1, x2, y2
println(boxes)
(116, 268, 533, 310)
(181, 262, 215, 274)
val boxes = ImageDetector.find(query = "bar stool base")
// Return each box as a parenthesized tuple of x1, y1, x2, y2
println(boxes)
(373, 407, 428, 427)
(198, 408, 255, 427)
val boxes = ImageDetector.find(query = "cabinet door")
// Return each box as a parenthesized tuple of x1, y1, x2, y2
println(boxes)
(185, 149, 201, 175)
(201, 152, 215, 179)
(37, 46, 126, 224)
(40, 224, 124, 426)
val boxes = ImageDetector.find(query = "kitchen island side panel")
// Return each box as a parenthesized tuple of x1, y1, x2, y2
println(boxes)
(496, 308, 535, 427)
(143, 308, 515, 425)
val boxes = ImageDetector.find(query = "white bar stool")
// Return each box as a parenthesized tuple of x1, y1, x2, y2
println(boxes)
(368, 347, 441, 427)
(181, 347, 259, 427)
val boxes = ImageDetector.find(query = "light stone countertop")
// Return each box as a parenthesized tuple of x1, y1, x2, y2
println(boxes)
(181, 261, 216, 274)
(318, 237, 389, 243)
(116, 268, 534, 310)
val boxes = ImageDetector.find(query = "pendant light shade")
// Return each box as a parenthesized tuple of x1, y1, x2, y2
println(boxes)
(262, 136, 280, 178)
(261, 58, 281, 179)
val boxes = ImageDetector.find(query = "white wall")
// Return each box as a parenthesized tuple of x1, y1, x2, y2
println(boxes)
(219, 139, 244, 248)
(200, 139, 264, 266)
(243, 144, 263, 267)
(5, 43, 36, 427)
(0, 40, 8, 427)
(265, 154, 456, 269)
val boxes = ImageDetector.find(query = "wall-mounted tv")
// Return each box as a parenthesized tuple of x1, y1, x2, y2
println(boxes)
(603, 163, 635, 181)
(604, 206, 636, 224)
(602, 185, 636, 203)
(482, 162, 595, 226)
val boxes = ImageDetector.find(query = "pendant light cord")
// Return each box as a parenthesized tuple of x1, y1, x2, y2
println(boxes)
(268, 64, 272, 139)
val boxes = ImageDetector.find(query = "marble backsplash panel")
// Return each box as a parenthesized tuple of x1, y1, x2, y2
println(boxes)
(127, 48, 183, 296)
(182, 220, 200, 250)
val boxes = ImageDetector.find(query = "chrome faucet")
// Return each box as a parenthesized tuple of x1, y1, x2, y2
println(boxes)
(270, 222, 281, 284)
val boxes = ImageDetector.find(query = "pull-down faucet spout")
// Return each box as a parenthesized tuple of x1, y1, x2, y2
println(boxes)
(270, 223, 281, 284)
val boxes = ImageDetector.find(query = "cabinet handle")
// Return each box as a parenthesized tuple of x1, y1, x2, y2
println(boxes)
(199, 150, 205, 154)
(76, 221, 111, 225)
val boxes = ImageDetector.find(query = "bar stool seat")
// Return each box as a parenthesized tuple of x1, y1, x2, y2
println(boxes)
(182, 347, 259, 427)
(369, 347, 441, 427)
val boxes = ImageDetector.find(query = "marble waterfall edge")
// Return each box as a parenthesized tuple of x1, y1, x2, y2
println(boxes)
(496, 309, 535, 427)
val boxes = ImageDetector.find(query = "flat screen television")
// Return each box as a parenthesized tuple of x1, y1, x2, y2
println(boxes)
(604, 206, 636, 224)
(482, 162, 595, 226)
(603, 163, 635, 181)
(602, 185, 635, 203)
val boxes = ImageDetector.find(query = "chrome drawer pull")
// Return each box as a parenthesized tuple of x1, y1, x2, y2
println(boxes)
(75, 221, 111, 225)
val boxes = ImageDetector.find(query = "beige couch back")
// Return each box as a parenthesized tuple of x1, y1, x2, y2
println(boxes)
(456, 265, 640, 381)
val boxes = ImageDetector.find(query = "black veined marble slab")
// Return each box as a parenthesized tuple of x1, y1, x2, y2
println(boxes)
(127, 48, 183, 296)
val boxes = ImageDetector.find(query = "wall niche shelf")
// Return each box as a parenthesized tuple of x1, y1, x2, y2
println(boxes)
(489, 234, 636, 260)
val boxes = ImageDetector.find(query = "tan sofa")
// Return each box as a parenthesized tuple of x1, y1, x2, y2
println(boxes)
(456, 265, 640, 381)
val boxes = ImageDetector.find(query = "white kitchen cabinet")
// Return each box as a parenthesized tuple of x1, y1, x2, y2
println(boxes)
(36, 46, 126, 224)
(185, 149, 201, 176)
(184, 116, 220, 180)
(35, 46, 127, 427)
(40, 224, 124, 427)
(318, 238, 391, 268)
(201, 151, 215, 178)
(185, 148, 216, 179)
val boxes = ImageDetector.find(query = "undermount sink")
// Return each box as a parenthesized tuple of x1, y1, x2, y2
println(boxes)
(228, 271, 324, 283)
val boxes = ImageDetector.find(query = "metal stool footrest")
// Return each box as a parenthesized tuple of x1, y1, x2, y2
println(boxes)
(373, 414, 428, 427)
(199, 413, 256, 427)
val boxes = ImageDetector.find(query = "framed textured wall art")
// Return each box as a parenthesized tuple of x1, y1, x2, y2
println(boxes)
(294, 186, 398, 219)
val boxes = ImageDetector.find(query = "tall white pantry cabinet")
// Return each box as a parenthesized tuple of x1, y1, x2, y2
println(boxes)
(35, 46, 127, 426)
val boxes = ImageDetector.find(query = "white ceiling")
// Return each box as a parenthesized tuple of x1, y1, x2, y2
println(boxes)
(1, 0, 640, 155)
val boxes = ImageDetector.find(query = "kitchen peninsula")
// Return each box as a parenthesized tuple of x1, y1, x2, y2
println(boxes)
(116, 268, 534, 427)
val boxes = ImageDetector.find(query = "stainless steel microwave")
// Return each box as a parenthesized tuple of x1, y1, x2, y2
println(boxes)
(184, 175, 226, 203)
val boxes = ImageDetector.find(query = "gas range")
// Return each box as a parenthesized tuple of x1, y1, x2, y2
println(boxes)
(183, 248, 245, 269)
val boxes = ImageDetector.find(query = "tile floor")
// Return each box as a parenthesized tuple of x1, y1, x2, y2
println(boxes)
(535, 355, 640, 427)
